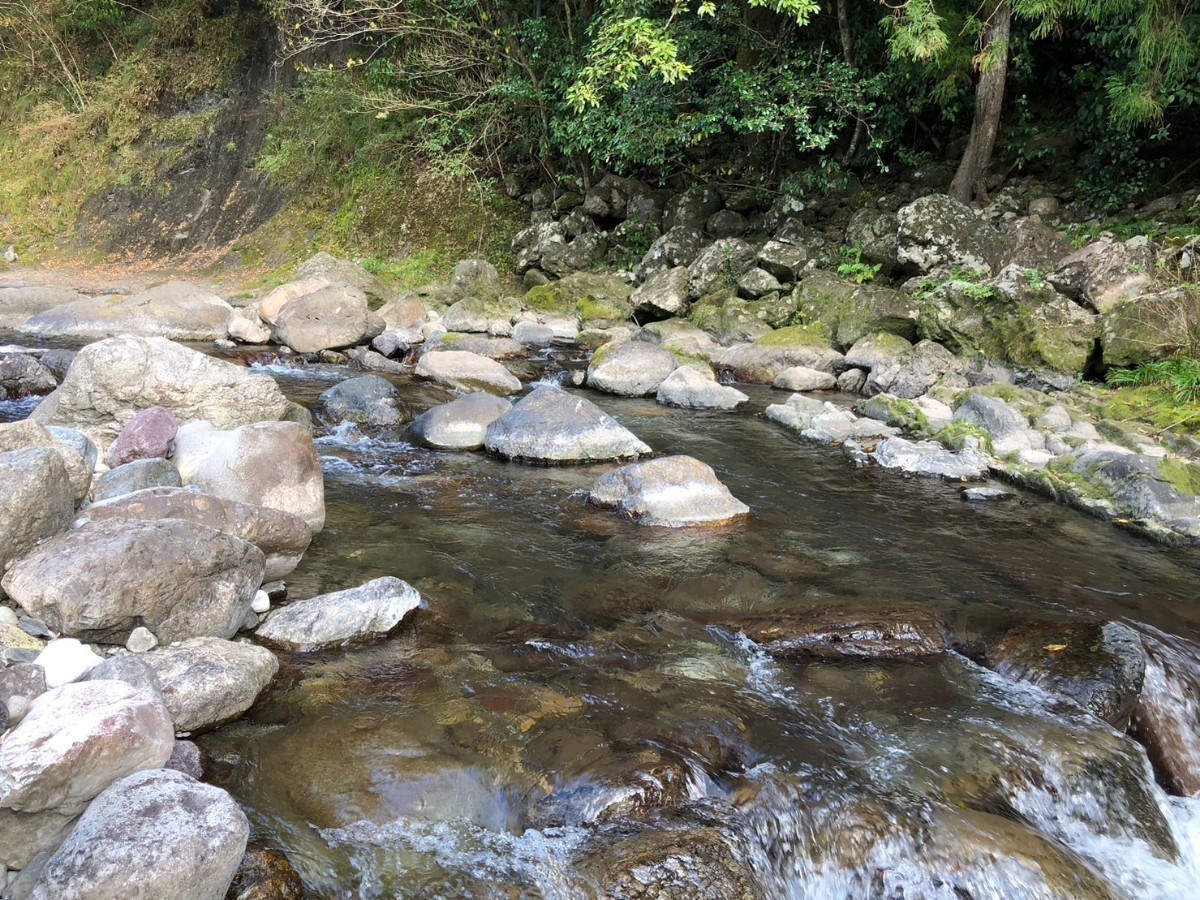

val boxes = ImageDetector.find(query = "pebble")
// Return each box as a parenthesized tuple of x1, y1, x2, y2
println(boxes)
(126, 627, 159, 653)
(251, 590, 271, 614)
(0, 607, 17, 626)
(35, 637, 103, 688)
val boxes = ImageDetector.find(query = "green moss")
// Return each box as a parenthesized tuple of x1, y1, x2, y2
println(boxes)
(523, 273, 631, 326)
(756, 324, 832, 349)
(1097, 385, 1200, 435)
(1160, 458, 1200, 495)
(935, 422, 994, 453)
(855, 395, 929, 432)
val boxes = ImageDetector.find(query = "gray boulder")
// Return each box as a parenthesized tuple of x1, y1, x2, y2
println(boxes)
(441, 295, 520, 335)
(634, 227, 705, 281)
(0, 663, 46, 728)
(105, 406, 178, 467)
(1101, 287, 1200, 367)
(294, 252, 391, 306)
(37, 349, 76, 381)
(706, 209, 748, 238)
(717, 327, 844, 382)
(687, 239, 757, 299)
(0, 680, 174, 813)
(953, 393, 1033, 456)
(256, 576, 421, 652)
(269, 282, 384, 353)
(0, 807, 78, 871)
(845, 332, 914, 396)
(845, 207, 900, 272)
(757, 238, 811, 283)
(0, 449, 73, 572)
(28, 768, 248, 900)
(29, 336, 289, 440)
(795, 270, 920, 349)
(406, 393, 512, 451)
(484, 386, 651, 464)
(1, 519, 265, 645)
(1051, 237, 1155, 311)
(93, 458, 182, 502)
(588, 455, 750, 527)
(0, 422, 89, 504)
(450, 258, 501, 297)
(765, 395, 898, 444)
(656, 366, 748, 410)
(773, 366, 837, 392)
(897, 194, 1004, 275)
(511, 321, 555, 346)
(143, 637, 278, 733)
(78, 486, 312, 580)
(414, 349, 521, 395)
(0, 352, 56, 397)
(320, 375, 409, 426)
(587, 340, 678, 397)
(737, 268, 783, 300)
(1001, 217, 1072, 271)
(663, 185, 722, 230)
(874, 436, 991, 479)
(189, 421, 326, 534)
(19, 280, 235, 341)
(889, 340, 967, 399)
(633, 267, 689, 319)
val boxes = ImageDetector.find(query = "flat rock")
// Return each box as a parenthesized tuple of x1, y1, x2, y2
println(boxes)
(874, 436, 991, 479)
(656, 366, 748, 410)
(406, 393, 512, 451)
(29, 768, 248, 900)
(143, 637, 279, 733)
(19, 280, 234, 341)
(0, 680, 174, 813)
(2, 519, 265, 645)
(189, 421, 326, 533)
(79, 486, 312, 580)
(773, 366, 837, 392)
(414, 350, 521, 395)
(587, 340, 678, 397)
(30, 336, 289, 440)
(256, 576, 421, 652)
(0, 448, 73, 571)
(92, 457, 182, 502)
(766, 395, 898, 445)
(484, 386, 651, 464)
(588, 455, 750, 527)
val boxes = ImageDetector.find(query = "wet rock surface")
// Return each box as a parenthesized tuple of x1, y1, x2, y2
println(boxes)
(484, 386, 651, 463)
(256, 577, 421, 652)
(589, 455, 750, 527)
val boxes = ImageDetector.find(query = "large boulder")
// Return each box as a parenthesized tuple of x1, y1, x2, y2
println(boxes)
(406, 393, 512, 451)
(256, 576, 421, 652)
(656, 366, 748, 410)
(0, 449, 73, 572)
(1, 519, 265, 645)
(953, 393, 1034, 456)
(888, 340, 967, 399)
(105, 406, 178, 467)
(896, 194, 1004, 275)
(765, 395, 898, 445)
(319, 375, 410, 426)
(414, 349, 521, 395)
(633, 267, 689, 319)
(484, 386, 651, 464)
(294, 252, 391, 306)
(845, 207, 901, 272)
(0, 421, 92, 503)
(268, 282, 384, 353)
(143, 637, 279, 733)
(687, 239, 757, 299)
(28, 768, 248, 900)
(0, 352, 56, 397)
(375, 293, 431, 346)
(794, 270, 920, 349)
(917, 267, 1100, 375)
(29, 337, 289, 440)
(844, 332, 914, 396)
(663, 185, 723, 231)
(587, 340, 678, 397)
(523, 272, 635, 328)
(634, 227, 706, 281)
(441, 295, 520, 335)
(773, 366, 837, 392)
(588, 456, 750, 527)
(189, 421, 326, 533)
(78, 486, 312, 580)
(717, 326, 843, 382)
(1101, 287, 1200, 367)
(1050, 237, 1156, 311)
(1001, 217, 1072, 271)
(18, 280, 235, 341)
(0, 807, 78, 871)
(0, 680, 174, 813)
(0, 286, 88, 327)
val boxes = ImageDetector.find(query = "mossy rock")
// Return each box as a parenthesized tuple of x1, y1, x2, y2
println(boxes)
(523, 273, 633, 327)
(935, 422, 993, 453)
(855, 394, 929, 432)
(1160, 458, 1200, 496)
(795, 270, 919, 350)
(756, 323, 832, 349)
(688, 290, 774, 344)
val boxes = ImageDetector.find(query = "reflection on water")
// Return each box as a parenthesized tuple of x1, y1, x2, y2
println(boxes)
(9, 340, 1200, 897)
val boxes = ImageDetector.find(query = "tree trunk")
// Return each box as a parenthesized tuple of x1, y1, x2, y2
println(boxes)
(950, 0, 1011, 204)
(836, 0, 867, 163)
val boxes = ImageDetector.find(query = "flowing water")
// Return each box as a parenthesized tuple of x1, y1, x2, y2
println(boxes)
(9, 345, 1200, 898)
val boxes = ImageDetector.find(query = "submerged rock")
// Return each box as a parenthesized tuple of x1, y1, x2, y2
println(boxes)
(735, 603, 947, 659)
(1130, 629, 1200, 796)
(589, 456, 750, 527)
(2, 519, 264, 645)
(256, 576, 421, 652)
(225, 845, 305, 900)
(28, 768, 248, 900)
(406, 393, 512, 451)
(484, 386, 651, 464)
(143, 637, 279, 733)
(986, 621, 1147, 727)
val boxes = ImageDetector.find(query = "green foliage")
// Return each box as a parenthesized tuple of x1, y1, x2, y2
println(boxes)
(935, 421, 994, 453)
(1107, 357, 1200, 404)
(835, 246, 881, 284)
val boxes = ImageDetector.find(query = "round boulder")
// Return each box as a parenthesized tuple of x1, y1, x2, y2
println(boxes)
(319, 375, 410, 426)
(588, 455, 750, 527)
(587, 340, 679, 397)
(655, 367, 748, 410)
(484, 386, 651, 464)
(406, 393, 512, 451)
(105, 405, 178, 467)
(142, 637, 279, 733)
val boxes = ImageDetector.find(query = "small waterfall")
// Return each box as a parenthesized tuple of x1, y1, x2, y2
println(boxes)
(1130, 625, 1200, 797)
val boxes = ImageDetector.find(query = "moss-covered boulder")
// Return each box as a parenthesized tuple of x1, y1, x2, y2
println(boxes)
(794, 270, 920, 349)
(717, 325, 842, 383)
(689, 288, 797, 344)
(917, 266, 1099, 375)
(523, 273, 633, 328)
(854, 394, 930, 431)
(1101, 288, 1200, 367)
(441, 295, 522, 335)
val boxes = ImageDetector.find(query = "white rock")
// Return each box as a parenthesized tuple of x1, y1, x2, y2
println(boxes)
(251, 590, 270, 614)
(125, 627, 158, 653)
(0, 607, 17, 626)
(34, 639, 102, 689)
(257, 577, 421, 652)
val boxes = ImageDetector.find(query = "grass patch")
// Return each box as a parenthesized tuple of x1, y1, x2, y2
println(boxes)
(756, 324, 831, 349)
(935, 422, 994, 453)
